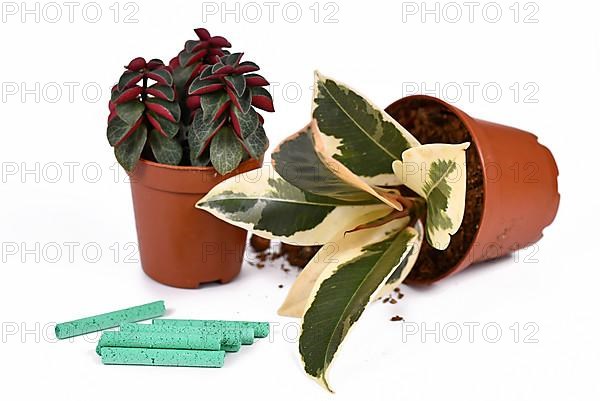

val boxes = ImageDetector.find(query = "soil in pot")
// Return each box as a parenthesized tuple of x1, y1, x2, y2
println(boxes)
(388, 100, 484, 283)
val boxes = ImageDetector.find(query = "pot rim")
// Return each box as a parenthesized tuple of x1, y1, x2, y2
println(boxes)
(130, 157, 264, 195)
(135, 157, 263, 174)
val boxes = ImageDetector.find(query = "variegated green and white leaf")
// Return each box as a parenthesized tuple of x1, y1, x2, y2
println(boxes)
(393, 143, 469, 250)
(374, 220, 424, 299)
(196, 165, 393, 246)
(299, 220, 418, 391)
(279, 216, 411, 318)
(311, 120, 405, 210)
(312, 72, 420, 186)
(272, 121, 397, 206)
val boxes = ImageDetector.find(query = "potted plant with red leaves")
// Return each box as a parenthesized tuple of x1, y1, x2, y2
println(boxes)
(106, 28, 274, 288)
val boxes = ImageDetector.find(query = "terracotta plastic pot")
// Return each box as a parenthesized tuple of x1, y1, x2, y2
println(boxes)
(385, 95, 559, 285)
(129, 158, 261, 288)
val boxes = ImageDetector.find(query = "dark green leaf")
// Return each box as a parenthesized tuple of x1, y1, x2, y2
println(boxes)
(172, 62, 195, 93)
(147, 84, 175, 101)
(191, 147, 211, 167)
(188, 77, 223, 95)
(107, 116, 135, 147)
(201, 91, 229, 122)
(209, 126, 244, 175)
(189, 112, 225, 160)
(148, 111, 180, 139)
(184, 40, 198, 54)
(237, 88, 252, 113)
(242, 124, 268, 159)
(110, 87, 120, 103)
(222, 53, 243, 66)
(116, 101, 144, 125)
(149, 129, 183, 166)
(200, 65, 214, 79)
(225, 74, 246, 97)
(211, 62, 226, 73)
(114, 125, 147, 172)
(145, 98, 181, 123)
(236, 61, 260, 73)
(117, 71, 143, 91)
(232, 107, 259, 138)
(146, 68, 173, 86)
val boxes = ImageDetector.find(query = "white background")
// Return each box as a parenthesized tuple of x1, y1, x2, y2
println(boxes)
(0, 0, 598, 399)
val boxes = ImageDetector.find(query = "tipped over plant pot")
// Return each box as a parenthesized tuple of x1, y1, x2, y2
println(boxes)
(105, 27, 274, 288)
(196, 72, 559, 390)
(385, 95, 559, 284)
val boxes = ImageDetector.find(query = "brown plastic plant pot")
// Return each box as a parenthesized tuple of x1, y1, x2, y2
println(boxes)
(128, 158, 262, 288)
(385, 95, 559, 285)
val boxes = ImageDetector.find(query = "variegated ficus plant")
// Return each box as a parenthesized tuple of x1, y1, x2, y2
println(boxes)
(107, 28, 274, 174)
(197, 72, 470, 391)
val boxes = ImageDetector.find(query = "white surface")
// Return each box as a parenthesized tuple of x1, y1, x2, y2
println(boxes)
(0, 0, 598, 399)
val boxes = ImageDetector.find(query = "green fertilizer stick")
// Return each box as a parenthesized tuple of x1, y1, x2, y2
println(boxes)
(55, 301, 165, 339)
(153, 319, 270, 338)
(120, 323, 248, 349)
(96, 330, 222, 355)
(100, 347, 225, 368)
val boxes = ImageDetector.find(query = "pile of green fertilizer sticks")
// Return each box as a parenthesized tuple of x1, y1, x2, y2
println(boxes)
(55, 301, 269, 368)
